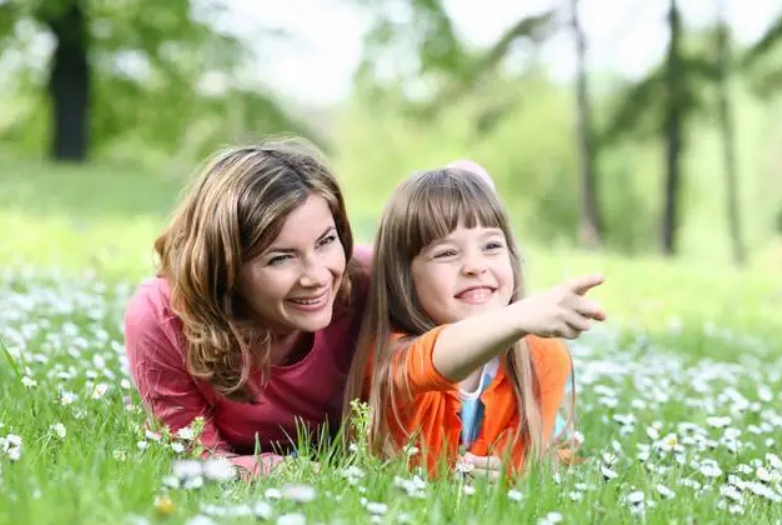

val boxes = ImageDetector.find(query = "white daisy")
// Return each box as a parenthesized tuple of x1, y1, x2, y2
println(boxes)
(282, 484, 316, 504)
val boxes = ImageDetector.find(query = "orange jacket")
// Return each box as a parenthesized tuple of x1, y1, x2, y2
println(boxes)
(384, 325, 572, 476)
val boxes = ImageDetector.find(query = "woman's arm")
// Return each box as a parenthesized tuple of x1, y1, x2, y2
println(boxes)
(124, 290, 284, 479)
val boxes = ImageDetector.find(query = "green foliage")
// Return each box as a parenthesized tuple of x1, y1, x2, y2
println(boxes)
(744, 15, 782, 67)
(336, 69, 661, 252)
(354, 0, 468, 88)
(350, 1, 782, 259)
(408, 0, 466, 76)
(336, 62, 782, 260)
(0, 158, 781, 522)
(0, 0, 316, 161)
(742, 15, 782, 98)
(0, 0, 780, 260)
(0, 2, 19, 45)
(354, 0, 553, 121)
(601, 48, 722, 145)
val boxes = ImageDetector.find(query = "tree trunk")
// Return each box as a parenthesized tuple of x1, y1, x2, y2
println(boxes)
(40, 0, 90, 162)
(571, 0, 603, 248)
(716, 0, 747, 266)
(662, 0, 683, 256)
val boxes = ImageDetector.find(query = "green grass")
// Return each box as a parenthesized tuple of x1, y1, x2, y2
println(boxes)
(1, 160, 781, 524)
(0, 159, 186, 281)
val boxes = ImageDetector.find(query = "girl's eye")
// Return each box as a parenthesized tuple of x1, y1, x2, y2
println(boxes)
(485, 242, 505, 250)
(434, 249, 457, 259)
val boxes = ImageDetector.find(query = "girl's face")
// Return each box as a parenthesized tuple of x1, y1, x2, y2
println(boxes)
(410, 223, 515, 325)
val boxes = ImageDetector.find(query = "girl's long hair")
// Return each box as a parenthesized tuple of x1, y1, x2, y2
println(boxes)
(344, 168, 576, 466)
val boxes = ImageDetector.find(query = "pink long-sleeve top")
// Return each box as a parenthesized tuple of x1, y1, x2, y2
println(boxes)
(123, 246, 371, 476)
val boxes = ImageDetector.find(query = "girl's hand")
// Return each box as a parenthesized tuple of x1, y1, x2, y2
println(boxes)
(456, 452, 503, 482)
(515, 274, 606, 340)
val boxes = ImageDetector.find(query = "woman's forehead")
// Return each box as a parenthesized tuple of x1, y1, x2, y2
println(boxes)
(266, 194, 335, 248)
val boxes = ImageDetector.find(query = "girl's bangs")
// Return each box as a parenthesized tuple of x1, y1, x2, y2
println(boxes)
(405, 170, 507, 255)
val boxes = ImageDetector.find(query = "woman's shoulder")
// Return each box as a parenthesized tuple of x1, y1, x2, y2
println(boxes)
(124, 276, 181, 338)
(336, 243, 373, 317)
(349, 243, 373, 286)
(124, 275, 189, 365)
(352, 243, 373, 269)
(126, 276, 171, 317)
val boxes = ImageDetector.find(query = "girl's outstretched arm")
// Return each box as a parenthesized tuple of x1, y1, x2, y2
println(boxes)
(431, 274, 605, 382)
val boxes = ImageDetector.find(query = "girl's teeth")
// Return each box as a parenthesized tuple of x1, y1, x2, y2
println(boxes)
(460, 289, 491, 301)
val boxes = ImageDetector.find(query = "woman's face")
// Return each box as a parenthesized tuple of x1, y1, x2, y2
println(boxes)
(237, 194, 347, 335)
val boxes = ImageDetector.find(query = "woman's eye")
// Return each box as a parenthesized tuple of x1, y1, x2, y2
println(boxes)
(319, 234, 338, 247)
(267, 254, 292, 266)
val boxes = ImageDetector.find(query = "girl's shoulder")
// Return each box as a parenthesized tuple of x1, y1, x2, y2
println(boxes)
(525, 335, 572, 377)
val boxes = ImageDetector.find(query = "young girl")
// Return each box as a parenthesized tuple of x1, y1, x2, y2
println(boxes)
(345, 167, 605, 478)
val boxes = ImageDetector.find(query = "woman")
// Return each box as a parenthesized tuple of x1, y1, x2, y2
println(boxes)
(124, 138, 502, 478)
(124, 138, 373, 477)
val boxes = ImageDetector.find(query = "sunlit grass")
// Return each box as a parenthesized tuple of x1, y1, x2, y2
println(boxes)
(1, 271, 781, 524)
(1, 159, 781, 524)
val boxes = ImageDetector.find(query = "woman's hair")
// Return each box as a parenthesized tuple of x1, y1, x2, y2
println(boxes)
(344, 167, 575, 467)
(155, 137, 359, 401)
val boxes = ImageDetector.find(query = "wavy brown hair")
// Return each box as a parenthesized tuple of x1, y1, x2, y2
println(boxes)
(155, 137, 359, 401)
(344, 168, 576, 468)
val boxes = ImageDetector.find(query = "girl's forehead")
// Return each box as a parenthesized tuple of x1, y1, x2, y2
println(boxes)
(408, 207, 505, 248)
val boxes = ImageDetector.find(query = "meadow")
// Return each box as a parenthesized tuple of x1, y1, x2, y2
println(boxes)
(0, 158, 781, 525)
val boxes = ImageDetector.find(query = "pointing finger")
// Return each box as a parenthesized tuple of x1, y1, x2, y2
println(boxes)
(574, 297, 607, 322)
(563, 274, 605, 296)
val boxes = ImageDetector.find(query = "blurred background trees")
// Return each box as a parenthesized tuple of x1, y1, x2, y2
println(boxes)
(1, 0, 781, 267)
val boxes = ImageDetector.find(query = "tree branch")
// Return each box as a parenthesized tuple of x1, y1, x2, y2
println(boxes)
(743, 15, 782, 67)
(420, 10, 556, 116)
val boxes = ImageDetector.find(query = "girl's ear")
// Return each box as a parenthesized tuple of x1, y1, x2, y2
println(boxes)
(446, 159, 496, 192)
